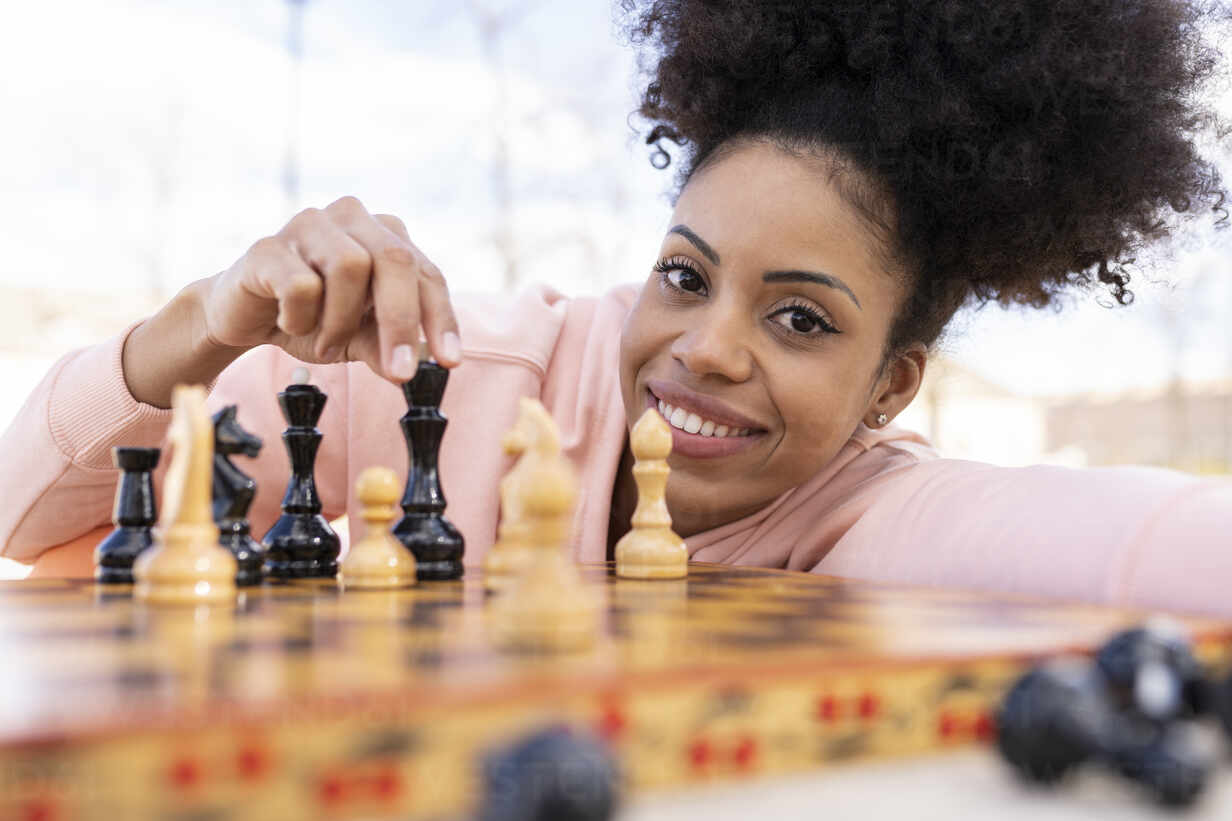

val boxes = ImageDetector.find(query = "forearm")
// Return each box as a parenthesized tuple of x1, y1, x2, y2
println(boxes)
(121, 277, 248, 409)
(0, 331, 173, 561)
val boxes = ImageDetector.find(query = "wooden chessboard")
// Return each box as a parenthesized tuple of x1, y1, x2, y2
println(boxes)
(2, 562, 1230, 821)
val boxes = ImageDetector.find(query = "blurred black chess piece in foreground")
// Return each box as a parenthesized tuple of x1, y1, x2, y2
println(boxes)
(997, 623, 1221, 808)
(1095, 621, 1213, 722)
(478, 726, 619, 821)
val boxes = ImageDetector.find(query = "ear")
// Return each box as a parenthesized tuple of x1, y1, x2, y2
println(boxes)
(863, 344, 927, 428)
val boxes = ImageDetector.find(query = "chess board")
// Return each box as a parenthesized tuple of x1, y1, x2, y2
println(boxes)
(2, 563, 1230, 821)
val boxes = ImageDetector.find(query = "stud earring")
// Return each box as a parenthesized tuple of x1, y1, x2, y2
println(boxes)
(876, 413, 888, 426)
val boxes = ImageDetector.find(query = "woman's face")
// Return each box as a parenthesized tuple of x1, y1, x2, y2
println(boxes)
(619, 140, 923, 536)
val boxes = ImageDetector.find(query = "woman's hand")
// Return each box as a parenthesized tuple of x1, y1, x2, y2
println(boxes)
(203, 196, 460, 379)
(122, 196, 461, 408)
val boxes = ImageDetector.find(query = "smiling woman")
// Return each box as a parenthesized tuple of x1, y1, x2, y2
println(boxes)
(618, 143, 923, 538)
(2, 0, 1232, 615)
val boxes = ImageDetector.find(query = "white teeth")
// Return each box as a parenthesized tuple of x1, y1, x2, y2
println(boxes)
(653, 395, 753, 438)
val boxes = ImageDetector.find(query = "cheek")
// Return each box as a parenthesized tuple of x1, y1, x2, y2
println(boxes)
(619, 284, 673, 401)
(766, 362, 866, 465)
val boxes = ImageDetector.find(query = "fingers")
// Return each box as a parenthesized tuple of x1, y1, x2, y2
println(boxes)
(325, 198, 422, 380)
(280, 209, 372, 361)
(240, 197, 461, 382)
(323, 198, 462, 376)
(243, 237, 323, 337)
(377, 214, 462, 367)
(375, 214, 462, 369)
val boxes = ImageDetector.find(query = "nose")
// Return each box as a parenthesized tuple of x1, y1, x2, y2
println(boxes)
(670, 303, 754, 383)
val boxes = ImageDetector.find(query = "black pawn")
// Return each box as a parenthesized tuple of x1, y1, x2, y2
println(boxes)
(211, 406, 265, 586)
(393, 360, 464, 580)
(478, 727, 619, 821)
(94, 447, 160, 584)
(261, 383, 340, 578)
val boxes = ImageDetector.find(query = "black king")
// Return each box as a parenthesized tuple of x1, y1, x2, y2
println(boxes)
(393, 359, 465, 580)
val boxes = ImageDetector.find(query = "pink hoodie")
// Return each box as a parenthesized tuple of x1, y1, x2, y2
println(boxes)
(3, 283, 1231, 616)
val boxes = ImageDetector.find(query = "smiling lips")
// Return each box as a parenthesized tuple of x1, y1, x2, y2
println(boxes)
(643, 382, 765, 459)
(656, 398, 753, 438)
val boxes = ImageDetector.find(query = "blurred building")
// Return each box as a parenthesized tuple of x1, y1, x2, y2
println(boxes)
(1046, 381, 1232, 473)
(895, 357, 1065, 467)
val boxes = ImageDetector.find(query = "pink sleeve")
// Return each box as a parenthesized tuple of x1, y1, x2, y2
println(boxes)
(818, 458, 1232, 617)
(0, 326, 349, 563)
(0, 324, 172, 562)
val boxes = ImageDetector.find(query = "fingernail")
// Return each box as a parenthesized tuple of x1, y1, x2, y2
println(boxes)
(391, 344, 417, 380)
(321, 346, 342, 362)
(441, 331, 462, 365)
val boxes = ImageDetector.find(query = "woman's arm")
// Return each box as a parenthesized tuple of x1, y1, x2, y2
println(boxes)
(0, 195, 460, 564)
(818, 458, 1232, 618)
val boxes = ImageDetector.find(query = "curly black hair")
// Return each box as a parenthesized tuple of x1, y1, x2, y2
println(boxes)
(622, 0, 1231, 356)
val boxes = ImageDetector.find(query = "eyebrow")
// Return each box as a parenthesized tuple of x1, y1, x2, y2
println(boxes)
(763, 271, 862, 310)
(667, 224, 720, 265)
(668, 223, 861, 310)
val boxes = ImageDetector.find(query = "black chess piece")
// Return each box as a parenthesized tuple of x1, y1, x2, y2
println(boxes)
(261, 383, 340, 578)
(393, 360, 465, 580)
(94, 447, 160, 584)
(478, 726, 619, 821)
(212, 405, 265, 586)
(996, 660, 1102, 784)
(1094, 623, 1212, 722)
(1212, 668, 1232, 747)
(996, 659, 1213, 807)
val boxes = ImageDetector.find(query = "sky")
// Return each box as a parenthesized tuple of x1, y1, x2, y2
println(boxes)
(1, 0, 1230, 400)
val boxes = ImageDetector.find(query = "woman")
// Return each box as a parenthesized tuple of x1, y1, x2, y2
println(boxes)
(2, 0, 1230, 614)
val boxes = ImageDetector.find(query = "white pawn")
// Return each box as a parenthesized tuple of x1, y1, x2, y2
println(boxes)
(615, 408, 688, 579)
(339, 467, 418, 589)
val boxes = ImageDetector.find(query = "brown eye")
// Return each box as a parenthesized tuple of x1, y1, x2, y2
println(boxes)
(769, 303, 839, 336)
(789, 310, 817, 333)
(668, 268, 705, 293)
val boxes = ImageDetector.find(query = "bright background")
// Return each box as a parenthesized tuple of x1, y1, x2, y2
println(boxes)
(1, 0, 1230, 576)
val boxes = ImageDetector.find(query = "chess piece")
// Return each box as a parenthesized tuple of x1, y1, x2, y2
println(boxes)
(1213, 667, 1232, 746)
(490, 400, 599, 652)
(393, 358, 465, 580)
(134, 385, 237, 605)
(94, 446, 160, 584)
(211, 405, 265, 586)
(1094, 621, 1212, 722)
(996, 658, 1213, 807)
(485, 398, 541, 590)
(615, 408, 687, 579)
(339, 466, 417, 589)
(479, 726, 619, 821)
(261, 375, 341, 578)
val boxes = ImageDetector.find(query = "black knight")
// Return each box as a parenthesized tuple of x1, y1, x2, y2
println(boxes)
(212, 405, 265, 586)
